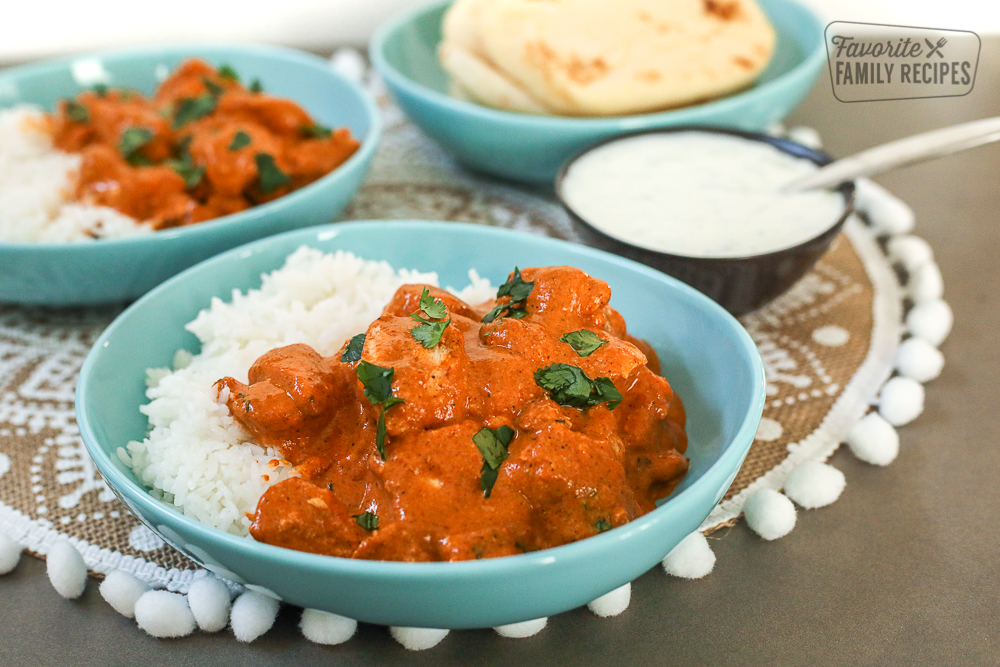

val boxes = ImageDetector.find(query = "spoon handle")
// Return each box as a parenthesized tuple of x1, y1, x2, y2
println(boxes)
(783, 116, 1000, 192)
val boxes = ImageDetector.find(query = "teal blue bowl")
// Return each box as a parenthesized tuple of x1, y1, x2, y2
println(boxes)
(77, 220, 765, 629)
(371, 0, 825, 184)
(0, 45, 380, 306)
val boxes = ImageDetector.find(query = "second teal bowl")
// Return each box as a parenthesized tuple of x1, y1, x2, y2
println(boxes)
(77, 220, 765, 629)
(0, 44, 381, 306)
(370, 0, 825, 184)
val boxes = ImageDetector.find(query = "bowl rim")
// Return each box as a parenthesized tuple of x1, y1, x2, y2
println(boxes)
(553, 125, 857, 262)
(76, 219, 766, 577)
(0, 42, 382, 251)
(369, 0, 826, 129)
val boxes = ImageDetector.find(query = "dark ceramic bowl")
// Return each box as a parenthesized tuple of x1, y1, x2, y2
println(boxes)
(555, 127, 855, 316)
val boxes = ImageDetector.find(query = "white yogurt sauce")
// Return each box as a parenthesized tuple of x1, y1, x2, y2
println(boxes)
(560, 132, 847, 258)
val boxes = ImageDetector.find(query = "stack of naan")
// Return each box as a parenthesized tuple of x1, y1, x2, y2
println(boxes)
(439, 0, 777, 116)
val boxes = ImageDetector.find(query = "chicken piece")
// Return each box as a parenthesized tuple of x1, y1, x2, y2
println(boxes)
(216, 343, 341, 447)
(361, 314, 471, 434)
(380, 284, 480, 321)
(250, 477, 365, 557)
(615, 366, 689, 512)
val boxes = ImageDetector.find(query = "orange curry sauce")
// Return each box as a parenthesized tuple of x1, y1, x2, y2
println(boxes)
(215, 266, 689, 562)
(48, 59, 359, 230)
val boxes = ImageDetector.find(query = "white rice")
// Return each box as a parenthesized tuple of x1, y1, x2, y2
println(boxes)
(124, 247, 495, 536)
(0, 105, 152, 242)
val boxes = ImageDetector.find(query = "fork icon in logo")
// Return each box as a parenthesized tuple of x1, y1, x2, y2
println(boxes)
(925, 37, 947, 58)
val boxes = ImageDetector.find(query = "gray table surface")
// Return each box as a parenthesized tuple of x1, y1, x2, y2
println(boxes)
(2, 41, 999, 667)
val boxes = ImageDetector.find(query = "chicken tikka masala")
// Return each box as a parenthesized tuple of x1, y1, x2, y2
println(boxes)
(48, 59, 359, 230)
(216, 266, 689, 562)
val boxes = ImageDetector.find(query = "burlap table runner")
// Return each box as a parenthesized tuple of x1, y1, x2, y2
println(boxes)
(0, 71, 901, 588)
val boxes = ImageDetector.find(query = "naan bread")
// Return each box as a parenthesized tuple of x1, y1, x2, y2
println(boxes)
(439, 0, 776, 117)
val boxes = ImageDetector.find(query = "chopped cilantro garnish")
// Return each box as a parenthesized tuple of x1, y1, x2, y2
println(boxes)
(175, 135, 193, 157)
(353, 512, 379, 531)
(164, 158, 205, 189)
(117, 127, 154, 165)
(409, 288, 451, 348)
(595, 518, 612, 533)
(254, 153, 291, 193)
(560, 330, 608, 357)
(229, 130, 252, 151)
(473, 425, 514, 498)
(249, 78, 263, 93)
(201, 76, 225, 97)
(91, 83, 108, 97)
(496, 267, 534, 303)
(64, 100, 89, 123)
(173, 94, 217, 128)
(534, 363, 623, 410)
(340, 333, 366, 363)
(481, 267, 534, 324)
(217, 64, 240, 82)
(299, 123, 333, 139)
(355, 360, 405, 459)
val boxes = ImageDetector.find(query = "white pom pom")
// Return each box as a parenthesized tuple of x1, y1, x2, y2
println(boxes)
(783, 461, 846, 509)
(187, 576, 232, 633)
(896, 337, 945, 382)
(389, 627, 450, 651)
(879, 376, 925, 426)
(587, 582, 631, 617)
(100, 570, 149, 618)
(0, 533, 23, 574)
(743, 489, 796, 540)
(662, 531, 715, 579)
(300, 609, 357, 645)
(787, 126, 822, 149)
(887, 235, 933, 272)
(230, 590, 280, 643)
(329, 48, 367, 83)
(908, 262, 944, 303)
(494, 617, 548, 639)
(907, 299, 953, 346)
(134, 590, 196, 638)
(846, 412, 899, 465)
(765, 122, 786, 137)
(855, 179, 915, 234)
(46, 540, 87, 599)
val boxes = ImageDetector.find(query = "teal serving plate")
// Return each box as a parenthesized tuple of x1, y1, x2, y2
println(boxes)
(0, 44, 380, 306)
(370, 0, 825, 184)
(77, 220, 765, 629)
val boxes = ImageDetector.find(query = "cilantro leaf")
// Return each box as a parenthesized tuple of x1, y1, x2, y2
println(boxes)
(473, 425, 515, 498)
(117, 127, 154, 165)
(534, 363, 622, 410)
(595, 518, 612, 533)
(64, 100, 89, 123)
(254, 153, 291, 193)
(340, 333, 365, 363)
(418, 288, 448, 319)
(91, 83, 108, 97)
(202, 76, 225, 97)
(481, 267, 534, 323)
(249, 78, 263, 93)
(173, 94, 217, 128)
(217, 64, 240, 82)
(410, 315, 451, 349)
(356, 360, 404, 459)
(496, 267, 534, 303)
(298, 123, 332, 139)
(229, 130, 252, 151)
(355, 360, 395, 404)
(164, 158, 205, 189)
(560, 330, 608, 357)
(353, 512, 379, 531)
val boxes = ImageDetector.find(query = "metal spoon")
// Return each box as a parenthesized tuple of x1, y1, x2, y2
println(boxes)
(782, 116, 1000, 192)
